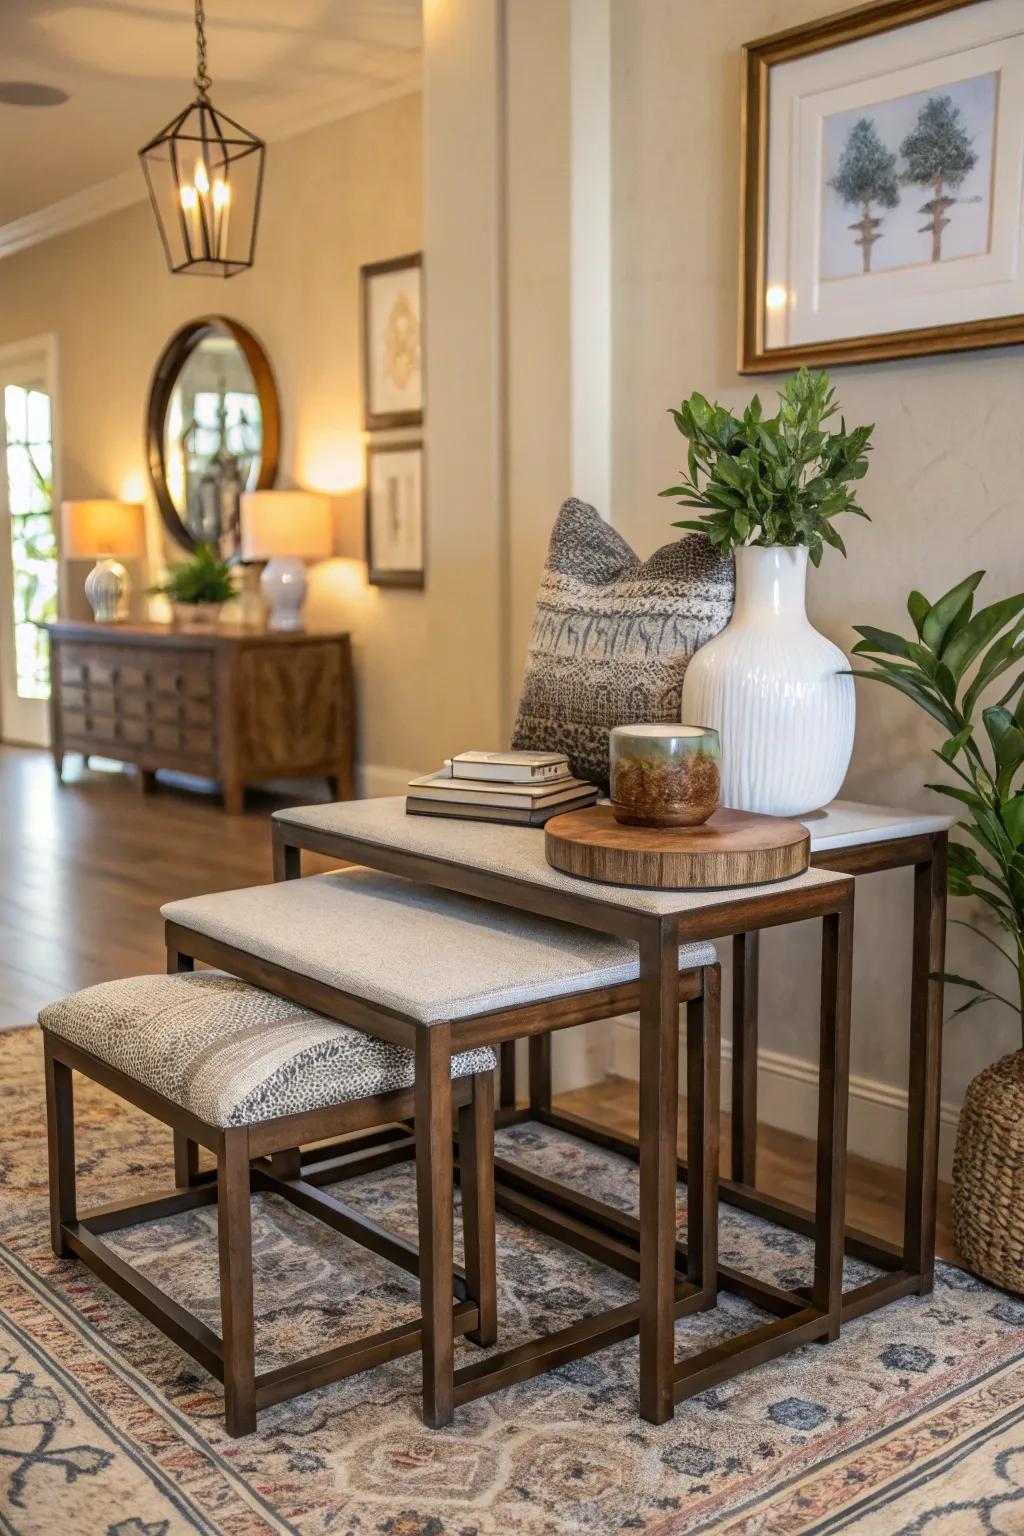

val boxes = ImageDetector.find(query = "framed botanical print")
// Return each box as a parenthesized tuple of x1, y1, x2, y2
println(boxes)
(361, 252, 423, 427)
(365, 441, 425, 588)
(740, 0, 1024, 371)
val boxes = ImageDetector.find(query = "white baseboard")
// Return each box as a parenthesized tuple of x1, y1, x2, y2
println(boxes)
(609, 1018, 960, 1182)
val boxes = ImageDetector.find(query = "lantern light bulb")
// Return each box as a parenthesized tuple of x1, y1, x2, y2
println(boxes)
(212, 179, 230, 208)
(180, 184, 198, 210)
(193, 160, 209, 195)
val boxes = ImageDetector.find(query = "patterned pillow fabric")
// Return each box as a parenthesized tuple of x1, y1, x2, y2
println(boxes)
(511, 497, 734, 788)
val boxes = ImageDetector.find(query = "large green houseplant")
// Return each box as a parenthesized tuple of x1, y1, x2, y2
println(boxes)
(851, 573, 1024, 1292)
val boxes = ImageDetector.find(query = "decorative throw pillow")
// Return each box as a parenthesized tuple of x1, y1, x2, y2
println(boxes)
(511, 497, 734, 788)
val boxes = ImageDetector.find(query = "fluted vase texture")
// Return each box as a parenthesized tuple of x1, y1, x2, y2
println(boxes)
(680, 544, 855, 817)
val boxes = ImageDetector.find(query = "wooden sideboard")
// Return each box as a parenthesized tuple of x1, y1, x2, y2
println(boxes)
(43, 621, 355, 814)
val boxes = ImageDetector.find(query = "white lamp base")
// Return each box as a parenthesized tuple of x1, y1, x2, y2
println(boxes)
(260, 556, 308, 631)
(84, 557, 128, 623)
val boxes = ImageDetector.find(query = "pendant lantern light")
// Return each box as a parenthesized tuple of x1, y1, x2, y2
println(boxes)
(139, 0, 265, 277)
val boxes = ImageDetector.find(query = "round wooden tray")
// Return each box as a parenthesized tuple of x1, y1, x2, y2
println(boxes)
(544, 805, 810, 890)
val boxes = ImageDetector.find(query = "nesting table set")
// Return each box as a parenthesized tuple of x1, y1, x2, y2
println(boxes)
(43, 791, 951, 1434)
(264, 795, 950, 1423)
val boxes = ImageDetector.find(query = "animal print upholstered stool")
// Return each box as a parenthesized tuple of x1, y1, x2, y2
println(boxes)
(39, 971, 497, 1436)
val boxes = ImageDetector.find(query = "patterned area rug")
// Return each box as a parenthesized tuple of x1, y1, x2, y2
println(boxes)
(0, 1026, 1022, 1536)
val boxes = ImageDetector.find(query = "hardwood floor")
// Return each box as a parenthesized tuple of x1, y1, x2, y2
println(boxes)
(0, 744, 337, 1031)
(1, 742, 956, 1265)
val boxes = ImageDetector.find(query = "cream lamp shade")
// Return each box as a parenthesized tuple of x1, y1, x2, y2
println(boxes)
(61, 500, 146, 559)
(239, 491, 333, 562)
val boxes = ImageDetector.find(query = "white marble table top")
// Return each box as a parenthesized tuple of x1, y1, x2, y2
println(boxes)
(801, 799, 952, 852)
(274, 796, 850, 917)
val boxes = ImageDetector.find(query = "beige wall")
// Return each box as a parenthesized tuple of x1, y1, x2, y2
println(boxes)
(609, 0, 1024, 1153)
(0, 92, 427, 784)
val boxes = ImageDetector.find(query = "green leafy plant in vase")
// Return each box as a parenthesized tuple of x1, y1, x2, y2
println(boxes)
(663, 368, 874, 816)
(151, 543, 235, 628)
(850, 573, 1024, 1292)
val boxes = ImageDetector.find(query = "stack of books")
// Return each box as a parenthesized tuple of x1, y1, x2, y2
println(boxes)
(406, 751, 598, 826)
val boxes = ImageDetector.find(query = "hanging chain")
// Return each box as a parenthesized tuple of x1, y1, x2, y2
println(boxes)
(193, 0, 212, 99)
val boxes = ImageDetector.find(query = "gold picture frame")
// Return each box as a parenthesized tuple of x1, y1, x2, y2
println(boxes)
(739, 0, 1024, 372)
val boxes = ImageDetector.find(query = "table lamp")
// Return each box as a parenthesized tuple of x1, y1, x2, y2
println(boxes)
(240, 490, 332, 631)
(62, 500, 146, 622)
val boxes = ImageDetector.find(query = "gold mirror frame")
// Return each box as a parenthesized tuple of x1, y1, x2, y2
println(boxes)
(145, 316, 280, 553)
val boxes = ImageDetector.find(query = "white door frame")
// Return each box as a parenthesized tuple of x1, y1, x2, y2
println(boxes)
(0, 331, 60, 747)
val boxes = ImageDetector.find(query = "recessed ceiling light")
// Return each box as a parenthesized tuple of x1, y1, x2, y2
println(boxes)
(0, 82, 69, 107)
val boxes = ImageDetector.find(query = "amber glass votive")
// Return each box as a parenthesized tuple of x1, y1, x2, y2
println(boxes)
(610, 723, 721, 828)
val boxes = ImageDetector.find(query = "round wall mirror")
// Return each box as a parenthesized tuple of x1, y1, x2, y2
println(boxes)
(146, 317, 280, 557)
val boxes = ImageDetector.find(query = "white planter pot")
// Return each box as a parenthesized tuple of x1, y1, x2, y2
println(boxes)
(680, 544, 854, 816)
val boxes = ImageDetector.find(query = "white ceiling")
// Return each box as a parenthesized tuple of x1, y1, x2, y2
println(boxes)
(0, 0, 422, 232)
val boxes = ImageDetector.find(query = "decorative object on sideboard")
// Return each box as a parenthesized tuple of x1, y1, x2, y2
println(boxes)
(240, 490, 332, 631)
(361, 253, 423, 428)
(670, 369, 869, 816)
(138, 0, 265, 277)
(544, 803, 809, 890)
(61, 500, 146, 623)
(850, 570, 1024, 1290)
(609, 723, 720, 828)
(740, 0, 1022, 373)
(512, 498, 734, 789)
(365, 442, 425, 589)
(150, 542, 235, 628)
(146, 316, 280, 559)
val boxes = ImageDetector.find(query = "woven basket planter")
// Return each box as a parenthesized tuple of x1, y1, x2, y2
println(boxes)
(953, 1050, 1024, 1295)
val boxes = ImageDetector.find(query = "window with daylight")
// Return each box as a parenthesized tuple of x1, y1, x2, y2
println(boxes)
(3, 384, 57, 700)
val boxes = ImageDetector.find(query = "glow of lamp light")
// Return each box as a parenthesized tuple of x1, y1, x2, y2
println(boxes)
(193, 160, 209, 195)
(212, 179, 230, 258)
(765, 284, 788, 311)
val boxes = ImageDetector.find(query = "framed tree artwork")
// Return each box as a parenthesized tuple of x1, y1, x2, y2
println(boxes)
(739, 0, 1024, 371)
(365, 441, 425, 588)
(361, 253, 423, 427)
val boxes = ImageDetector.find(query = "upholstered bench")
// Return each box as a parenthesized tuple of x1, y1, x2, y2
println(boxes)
(159, 865, 721, 1423)
(40, 970, 497, 1437)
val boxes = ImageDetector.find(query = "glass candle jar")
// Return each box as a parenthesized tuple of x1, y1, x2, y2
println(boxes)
(609, 723, 721, 828)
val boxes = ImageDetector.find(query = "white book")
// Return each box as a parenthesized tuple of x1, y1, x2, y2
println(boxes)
(409, 772, 594, 809)
(446, 750, 570, 784)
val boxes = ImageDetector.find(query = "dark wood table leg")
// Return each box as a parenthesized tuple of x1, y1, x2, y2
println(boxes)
(499, 1041, 518, 1110)
(166, 947, 206, 1187)
(731, 931, 759, 1185)
(903, 832, 948, 1294)
(813, 896, 854, 1340)
(44, 1040, 76, 1258)
(686, 965, 721, 1300)
(218, 1126, 256, 1437)
(273, 830, 301, 882)
(416, 1023, 455, 1428)
(638, 917, 682, 1425)
(459, 1070, 498, 1347)
(528, 1035, 552, 1117)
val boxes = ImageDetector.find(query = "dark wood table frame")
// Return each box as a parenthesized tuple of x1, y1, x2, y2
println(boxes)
(521, 829, 949, 1324)
(44, 1025, 494, 1437)
(269, 817, 854, 1422)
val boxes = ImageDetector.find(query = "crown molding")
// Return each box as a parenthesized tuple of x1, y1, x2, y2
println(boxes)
(0, 72, 421, 262)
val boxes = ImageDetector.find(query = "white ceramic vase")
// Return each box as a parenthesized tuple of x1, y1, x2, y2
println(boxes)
(680, 544, 854, 816)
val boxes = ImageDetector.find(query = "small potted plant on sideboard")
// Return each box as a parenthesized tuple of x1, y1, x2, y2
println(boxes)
(151, 543, 236, 628)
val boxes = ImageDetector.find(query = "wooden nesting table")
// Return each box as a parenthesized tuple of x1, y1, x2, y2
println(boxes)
(270, 796, 855, 1423)
(525, 799, 953, 1321)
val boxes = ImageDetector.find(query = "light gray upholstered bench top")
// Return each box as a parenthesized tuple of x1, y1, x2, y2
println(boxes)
(39, 972, 496, 1128)
(162, 867, 718, 1024)
(272, 796, 850, 917)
